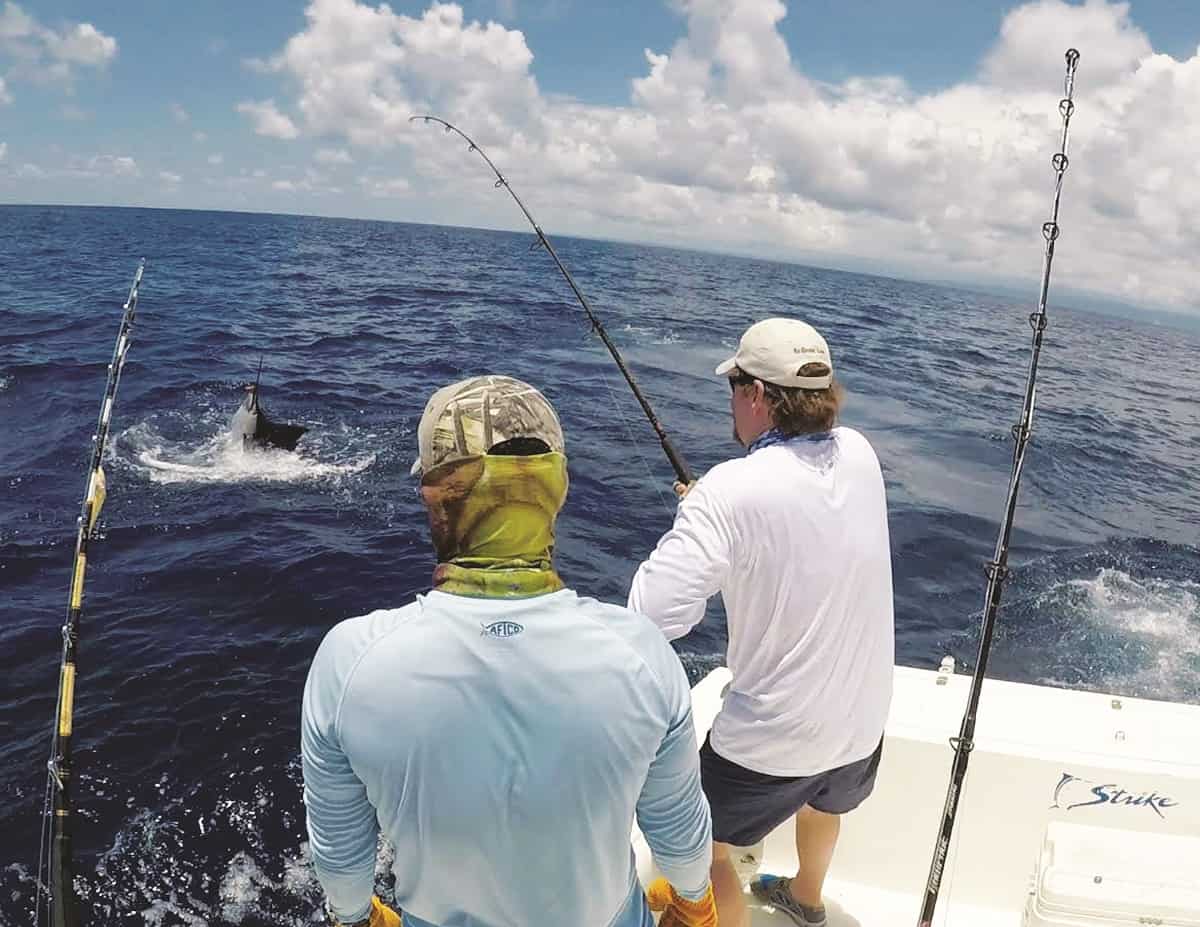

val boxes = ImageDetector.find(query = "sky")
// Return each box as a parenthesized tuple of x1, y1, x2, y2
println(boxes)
(1, 0, 1198, 315)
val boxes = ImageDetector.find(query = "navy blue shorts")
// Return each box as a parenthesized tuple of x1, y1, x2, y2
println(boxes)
(699, 734, 884, 846)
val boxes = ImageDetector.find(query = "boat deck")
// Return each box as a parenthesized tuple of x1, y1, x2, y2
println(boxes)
(635, 662, 1200, 925)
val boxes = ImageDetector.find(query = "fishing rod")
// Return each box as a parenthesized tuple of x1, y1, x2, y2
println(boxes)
(38, 259, 146, 927)
(917, 48, 1080, 927)
(409, 114, 693, 486)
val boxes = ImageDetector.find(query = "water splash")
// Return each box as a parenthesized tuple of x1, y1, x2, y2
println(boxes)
(70, 810, 389, 927)
(217, 853, 271, 923)
(952, 539, 1200, 703)
(619, 322, 681, 345)
(113, 421, 375, 485)
(1035, 567, 1200, 698)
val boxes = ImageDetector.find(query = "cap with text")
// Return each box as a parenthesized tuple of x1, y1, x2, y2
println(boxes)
(714, 317, 833, 389)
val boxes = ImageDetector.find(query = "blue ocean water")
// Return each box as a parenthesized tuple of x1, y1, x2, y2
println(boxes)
(1, 204, 1198, 925)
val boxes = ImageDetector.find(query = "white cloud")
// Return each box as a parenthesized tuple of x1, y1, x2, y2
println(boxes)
(208, 153, 224, 165)
(87, 154, 138, 177)
(0, 141, 6, 160)
(362, 176, 411, 197)
(45, 21, 116, 65)
(159, 170, 182, 184)
(0, 76, 10, 104)
(265, 169, 343, 194)
(235, 99, 300, 139)
(982, 0, 1150, 91)
(16, 162, 42, 178)
(169, 102, 189, 123)
(315, 147, 353, 164)
(633, 0, 811, 110)
(257, 0, 538, 148)
(0, 0, 33, 37)
(193, 130, 208, 143)
(0, 3, 116, 89)
(47, 154, 138, 178)
(242, 55, 274, 74)
(59, 104, 90, 120)
(242, 0, 1200, 309)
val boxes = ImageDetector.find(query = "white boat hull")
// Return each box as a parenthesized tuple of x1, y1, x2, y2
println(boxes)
(634, 662, 1200, 925)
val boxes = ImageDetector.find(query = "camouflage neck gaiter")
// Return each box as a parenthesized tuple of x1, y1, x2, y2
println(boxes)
(421, 452, 568, 598)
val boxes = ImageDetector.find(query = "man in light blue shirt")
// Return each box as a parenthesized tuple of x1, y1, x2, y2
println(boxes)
(302, 375, 715, 927)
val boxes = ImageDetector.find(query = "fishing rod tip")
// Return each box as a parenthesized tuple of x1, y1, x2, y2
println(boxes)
(1066, 48, 1080, 64)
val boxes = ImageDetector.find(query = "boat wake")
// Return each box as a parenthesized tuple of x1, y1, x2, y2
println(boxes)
(1028, 565, 1200, 699)
(682, 538, 1200, 703)
(112, 420, 375, 486)
(957, 538, 1200, 704)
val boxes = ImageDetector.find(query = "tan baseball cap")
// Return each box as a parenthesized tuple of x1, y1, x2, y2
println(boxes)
(714, 318, 833, 389)
(410, 375, 565, 477)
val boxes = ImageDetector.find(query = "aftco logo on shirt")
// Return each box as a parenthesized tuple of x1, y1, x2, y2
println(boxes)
(481, 620, 524, 639)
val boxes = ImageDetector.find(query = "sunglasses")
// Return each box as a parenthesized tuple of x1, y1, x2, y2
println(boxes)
(728, 373, 756, 392)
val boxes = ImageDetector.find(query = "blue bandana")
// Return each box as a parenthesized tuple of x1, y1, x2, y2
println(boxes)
(748, 428, 832, 454)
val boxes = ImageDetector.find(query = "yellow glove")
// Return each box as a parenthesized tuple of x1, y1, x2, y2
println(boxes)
(331, 896, 401, 927)
(366, 897, 402, 927)
(645, 877, 673, 911)
(654, 881, 718, 927)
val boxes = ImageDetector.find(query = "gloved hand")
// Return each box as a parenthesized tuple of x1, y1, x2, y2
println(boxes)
(645, 877, 673, 911)
(365, 897, 402, 927)
(649, 879, 718, 927)
(331, 896, 402, 927)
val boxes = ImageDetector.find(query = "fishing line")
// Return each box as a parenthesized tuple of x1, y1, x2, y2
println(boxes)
(410, 115, 693, 486)
(593, 344, 676, 515)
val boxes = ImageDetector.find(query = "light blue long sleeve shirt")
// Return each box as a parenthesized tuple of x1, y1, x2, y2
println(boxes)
(301, 588, 711, 927)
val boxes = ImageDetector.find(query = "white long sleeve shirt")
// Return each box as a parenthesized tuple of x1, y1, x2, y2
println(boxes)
(629, 426, 895, 777)
(302, 588, 712, 927)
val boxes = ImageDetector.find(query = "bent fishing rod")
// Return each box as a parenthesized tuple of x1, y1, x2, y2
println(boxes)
(39, 259, 146, 927)
(917, 48, 1080, 927)
(410, 114, 693, 486)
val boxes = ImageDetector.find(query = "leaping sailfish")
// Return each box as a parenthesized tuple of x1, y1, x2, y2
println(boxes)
(235, 358, 307, 451)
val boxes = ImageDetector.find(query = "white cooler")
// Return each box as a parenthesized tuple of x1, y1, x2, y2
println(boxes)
(1024, 822, 1200, 926)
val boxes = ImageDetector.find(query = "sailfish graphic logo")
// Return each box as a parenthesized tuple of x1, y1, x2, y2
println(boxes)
(1051, 772, 1179, 819)
(1051, 773, 1083, 809)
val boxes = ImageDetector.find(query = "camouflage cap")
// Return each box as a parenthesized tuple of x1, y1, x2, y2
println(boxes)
(410, 375, 565, 477)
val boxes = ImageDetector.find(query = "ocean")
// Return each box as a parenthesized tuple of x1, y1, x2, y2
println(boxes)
(1, 204, 1197, 925)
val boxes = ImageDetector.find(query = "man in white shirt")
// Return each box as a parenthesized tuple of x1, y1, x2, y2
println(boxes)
(629, 319, 895, 927)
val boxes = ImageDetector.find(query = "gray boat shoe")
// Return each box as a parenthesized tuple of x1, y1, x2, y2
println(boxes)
(749, 875, 828, 927)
